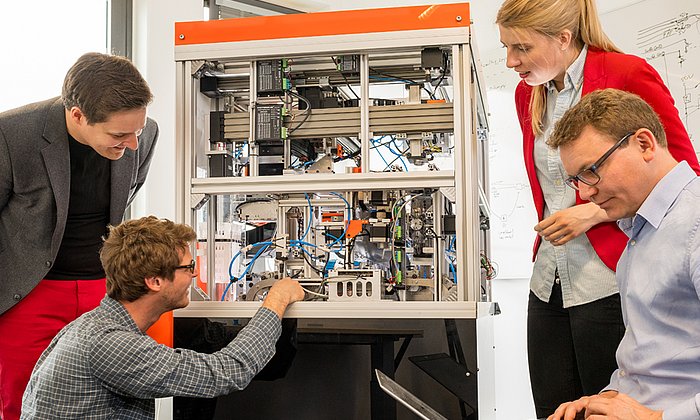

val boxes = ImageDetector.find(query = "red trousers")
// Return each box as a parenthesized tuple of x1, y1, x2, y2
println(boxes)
(0, 279, 106, 420)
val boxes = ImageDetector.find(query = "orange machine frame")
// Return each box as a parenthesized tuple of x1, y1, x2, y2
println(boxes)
(175, 3, 469, 46)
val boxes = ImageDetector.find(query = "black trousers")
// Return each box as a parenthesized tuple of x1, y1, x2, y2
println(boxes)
(527, 281, 624, 418)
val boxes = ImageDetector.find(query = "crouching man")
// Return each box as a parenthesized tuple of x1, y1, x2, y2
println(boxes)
(22, 216, 304, 419)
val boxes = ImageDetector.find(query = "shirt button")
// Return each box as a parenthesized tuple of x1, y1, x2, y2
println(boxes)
(555, 278, 560, 284)
(620, 370, 626, 377)
(630, 240, 636, 246)
(45, 261, 52, 268)
(13, 294, 21, 301)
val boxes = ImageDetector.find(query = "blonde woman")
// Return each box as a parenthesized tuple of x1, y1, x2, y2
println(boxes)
(496, 0, 699, 417)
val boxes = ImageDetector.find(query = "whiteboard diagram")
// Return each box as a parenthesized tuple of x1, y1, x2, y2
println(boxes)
(482, 49, 537, 280)
(603, 0, 700, 156)
(638, 11, 700, 144)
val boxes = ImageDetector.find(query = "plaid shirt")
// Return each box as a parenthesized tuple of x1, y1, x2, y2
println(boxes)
(21, 296, 281, 419)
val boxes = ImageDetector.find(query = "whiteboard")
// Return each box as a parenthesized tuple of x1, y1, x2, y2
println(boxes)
(482, 50, 537, 280)
(484, 0, 700, 279)
(601, 0, 700, 158)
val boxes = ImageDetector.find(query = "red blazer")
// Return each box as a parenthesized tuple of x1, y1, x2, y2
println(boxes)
(515, 47, 700, 271)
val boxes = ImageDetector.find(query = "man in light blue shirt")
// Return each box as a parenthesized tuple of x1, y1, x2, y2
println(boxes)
(546, 88, 700, 420)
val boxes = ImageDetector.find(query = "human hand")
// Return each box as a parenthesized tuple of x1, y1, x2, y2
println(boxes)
(262, 278, 305, 319)
(548, 396, 592, 420)
(535, 202, 609, 246)
(548, 392, 617, 420)
(583, 392, 662, 420)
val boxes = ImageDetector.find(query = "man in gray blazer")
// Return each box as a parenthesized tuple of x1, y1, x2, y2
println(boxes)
(0, 52, 158, 420)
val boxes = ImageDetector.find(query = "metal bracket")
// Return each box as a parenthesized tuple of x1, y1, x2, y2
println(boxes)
(191, 193, 210, 210)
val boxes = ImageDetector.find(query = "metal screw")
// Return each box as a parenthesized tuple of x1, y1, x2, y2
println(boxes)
(456, 15, 462, 22)
(179, 34, 185, 40)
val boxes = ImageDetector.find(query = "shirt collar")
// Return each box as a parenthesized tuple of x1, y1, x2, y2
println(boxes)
(619, 161, 696, 235)
(546, 44, 588, 93)
(102, 295, 142, 333)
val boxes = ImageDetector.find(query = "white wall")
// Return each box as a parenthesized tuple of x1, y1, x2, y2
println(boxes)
(131, 0, 203, 220)
(0, 1, 107, 112)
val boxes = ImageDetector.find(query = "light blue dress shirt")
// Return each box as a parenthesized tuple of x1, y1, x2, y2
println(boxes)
(609, 161, 700, 419)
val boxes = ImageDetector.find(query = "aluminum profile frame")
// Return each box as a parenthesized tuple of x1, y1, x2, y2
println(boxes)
(174, 11, 487, 319)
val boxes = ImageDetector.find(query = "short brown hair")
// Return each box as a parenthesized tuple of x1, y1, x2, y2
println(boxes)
(547, 88, 667, 149)
(62, 52, 153, 124)
(101, 216, 196, 302)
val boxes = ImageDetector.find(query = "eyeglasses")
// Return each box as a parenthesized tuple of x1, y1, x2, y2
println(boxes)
(174, 259, 196, 274)
(564, 132, 634, 190)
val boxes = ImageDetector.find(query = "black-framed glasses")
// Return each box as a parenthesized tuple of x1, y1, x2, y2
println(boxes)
(175, 259, 196, 274)
(564, 132, 635, 190)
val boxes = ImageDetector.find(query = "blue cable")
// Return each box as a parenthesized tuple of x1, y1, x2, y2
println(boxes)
(234, 142, 248, 159)
(445, 235, 457, 283)
(227, 241, 274, 280)
(289, 239, 318, 249)
(222, 241, 273, 301)
(447, 236, 456, 252)
(221, 279, 235, 302)
(385, 138, 409, 171)
(371, 139, 392, 170)
(323, 232, 345, 253)
(227, 250, 244, 280)
(299, 193, 312, 241)
(238, 244, 271, 279)
(290, 159, 315, 170)
(221, 280, 236, 302)
(369, 75, 416, 84)
(222, 193, 349, 301)
(368, 76, 400, 82)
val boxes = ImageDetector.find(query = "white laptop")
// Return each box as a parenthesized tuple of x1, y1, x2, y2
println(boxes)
(375, 369, 449, 420)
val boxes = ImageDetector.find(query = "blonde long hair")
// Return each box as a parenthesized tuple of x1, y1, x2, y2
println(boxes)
(496, 0, 622, 135)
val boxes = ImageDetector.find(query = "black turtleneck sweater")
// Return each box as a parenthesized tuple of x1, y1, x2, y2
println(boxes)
(46, 136, 111, 280)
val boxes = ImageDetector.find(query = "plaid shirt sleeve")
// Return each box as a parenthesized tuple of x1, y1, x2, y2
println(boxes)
(91, 307, 281, 398)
